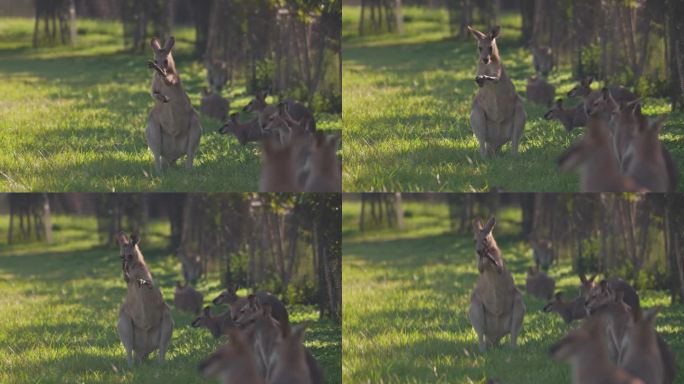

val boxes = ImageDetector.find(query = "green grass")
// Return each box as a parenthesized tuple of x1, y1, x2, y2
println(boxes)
(0, 18, 341, 191)
(342, 200, 684, 383)
(342, 6, 684, 191)
(0, 216, 341, 383)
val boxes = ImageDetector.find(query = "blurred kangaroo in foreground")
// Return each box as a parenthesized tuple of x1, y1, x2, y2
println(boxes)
(624, 115, 676, 192)
(268, 323, 313, 384)
(304, 132, 342, 192)
(218, 113, 264, 145)
(174, 281, 203, 314)
(259, 135, 304, 192)
(557, 115, 644, 192)
(525, 266, 555, 300)
(619, 308, 674, 384)
(146, 37, 201, 171)
(543, 292, 587, 324)
(243, 91, 316, 133)
(530, 44, 553, 77)
(585, 284, 632, 363)
(191, 306, 235, 339)
(544, 98, 587, 131)
(212, 284, 289, 326)
(467, 25, 526, 158)
(580, 275, 640, 312)
(198, 328, 265, 384)
(550, 316, 645, 384)
(526, 75, 555, 107)
(469, 217, 525, 352)
(117, 232, 174, 367)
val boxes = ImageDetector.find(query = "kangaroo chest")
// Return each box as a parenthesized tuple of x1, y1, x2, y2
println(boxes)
(124, 287, 164, 330)
(155, 83, 193, 137)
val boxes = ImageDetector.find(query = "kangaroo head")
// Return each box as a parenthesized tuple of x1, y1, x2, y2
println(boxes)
(233, 294, 262, 326)
(530, 45, 553, 76)
(543, 292, 566, 313)
(206, 59, 229, 93)
(175, 281, 185, 290)
(472, 217, 503, 273)
(584, 279, 615, 313)
(544, 98, 575, 131)
(621, 307, 659, 352)
(150, 37, 176, 76)
(468, 25, 500, 65)
(213, 283, 240, 305)
(550, 316, 604, 362)
(218, 113, 250, 145)
(527, 266, 537, 276)
(198, 328, 254, 379)
(578, 273, 598, 298)
(191, 306, 212, 328)
(584, 87, 618, 118)
(263, 102, 296, 135)
(243, 90, 269, 112)
(567, 76, 594, 98)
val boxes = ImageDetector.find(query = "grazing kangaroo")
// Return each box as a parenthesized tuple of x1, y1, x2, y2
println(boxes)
(174, 281, 203, 314)
(543, 292, 587, 324)
(198, 328, 265, 384)
(525, 266, 555, 300)
(526, 75, 555, 107)
(568, 76, 638, 104)
(469, 217, 525, 352)
(268, 323, 313, 384)
(304, 132, 342, 192)
(529, 236, 555, 270)
(624, 115, 674, 192)
(550, 316, 645, 384)
(557, 115, 643, 192)
(146, 37, 202, 172)
(544, 98, 587, 131)
(619, 308, 667, 384)
(585, 287, 633, 363)
(212, 284, 289, 326)
(116, 232, 174, 368)
(218, 113, 264, 145)
(467, 25, 526, 158)
(191, 306, 235, 339)
(580, 275, 641, 312)
(243, 91, 317, 133)
(200, 88, 229, 122)
(530, 45, 553, 77)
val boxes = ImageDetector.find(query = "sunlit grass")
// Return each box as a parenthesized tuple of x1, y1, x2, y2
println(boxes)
(341, 6, 684, 192)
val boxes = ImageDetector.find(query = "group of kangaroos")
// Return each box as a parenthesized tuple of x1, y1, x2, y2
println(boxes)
(471, 217, 677, 384)
(116, 232, 324, 384)
(145, 36, 341, 192)
(467, 25, 677, 192)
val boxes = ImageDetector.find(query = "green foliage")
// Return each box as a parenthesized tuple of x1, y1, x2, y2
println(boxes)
(0, 215, 341, 383)
(342, 199, 684, 383)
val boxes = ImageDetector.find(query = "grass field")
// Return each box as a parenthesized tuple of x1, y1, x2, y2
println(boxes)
(342, 7, 684, 192)
(0, 18, 340, 192)
(342, 199, 684, 383)
(0, 216, 341, 383)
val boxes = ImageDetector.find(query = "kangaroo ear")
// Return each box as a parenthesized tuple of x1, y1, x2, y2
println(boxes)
(579, 273, 587, 283)
(589, 274, 597, 283)
(583, 76, 594, 86)
(150, 38, 161, 51)
(163, 36, 175, 51)
(290, 323, 308, 343)
(473, 218, 484, 233)
(277, 102, 289, 115)
(484, 217, 496, 233)
(490, 25, 500, 39)
(467, 26, 486, 40)
(117, 232, 129, 246)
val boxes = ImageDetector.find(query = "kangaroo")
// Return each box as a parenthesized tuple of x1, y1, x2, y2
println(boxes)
(243, 91, 317, 133)
(146, 37, 202, 172)
(218, 113, 264, 145)
(191, 306, 235, 339)
(525, 266, 555, 300)
(200, 88, 229, 122)
(260, 135, 304, 192)
(585, 286, 633, 363)
(177, 247, 202, 284)
(568, 76, 638, 104)
(467, 26, 526, 158)
(206, 58, 229, 94)
(212, 284, 289, 326)
(304, 132, 342, 192)
(557, 115, 644, 192)
(268, 323, 313, 384)
(469, 217, 525, 352)
(624, 115, 673, 192)
(529, 236, 555, 270)
(526, 75, 555, 107)
(530, 45, 553, 77)
(543, 292, 587, 324)
(174, 281, 203, 314)
(550, 316, 645, 384)
(580, 275, 641, 312)
(198, 328, 265, 384)
(544, 98, 587, 131)
(619, 308, 667, 384)
(116, 232, 174, 368)
(611, 99, 643, 167)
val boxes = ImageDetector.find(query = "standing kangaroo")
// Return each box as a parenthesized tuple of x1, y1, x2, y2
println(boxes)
(624, 115, 674, 192)
(198, 328, 265, 384)
(117, 232, 174, 368)
(469, 217, 525, 352)
(146, 37, 202, 172)
(619, 308, 667, 384)
(544, 98, 587, 132)
(468, 26, 526, 158)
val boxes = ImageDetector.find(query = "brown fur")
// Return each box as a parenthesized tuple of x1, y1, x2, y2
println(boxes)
(212, 285, 289, 326)
(530, 45, 553, 76)
(526, 266, 555, 300)
(544, 98, 587, 131)
(469, 217, 525, 351)
(200, 88, 229, 122)
(304, 132, 341, 192)
(543, 292, 587, 324)
(619, 308, 666, 384)
(568, 77, 638, 104)
(268, 323, 313, 384)
(198, 328, 265, 384)
(467, 26, 526, 158)
(243, 91, 317, 133)
(191, 306, 234, 339)
(550, 316, 645, 384)
(580, 275, 641, 312)
(218, 113, 264, 145)
(116, 232, 174, 368)
(260, 136, 305, 192)
(529, 236, 555, 270)
(177, 247, 202, 284)
(146, 37, 202, 172)
(624, 115, 673, 192)
(526, 75, 555, 107)
(174, 281, 203, 314)
(586, 287, 633, 363)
